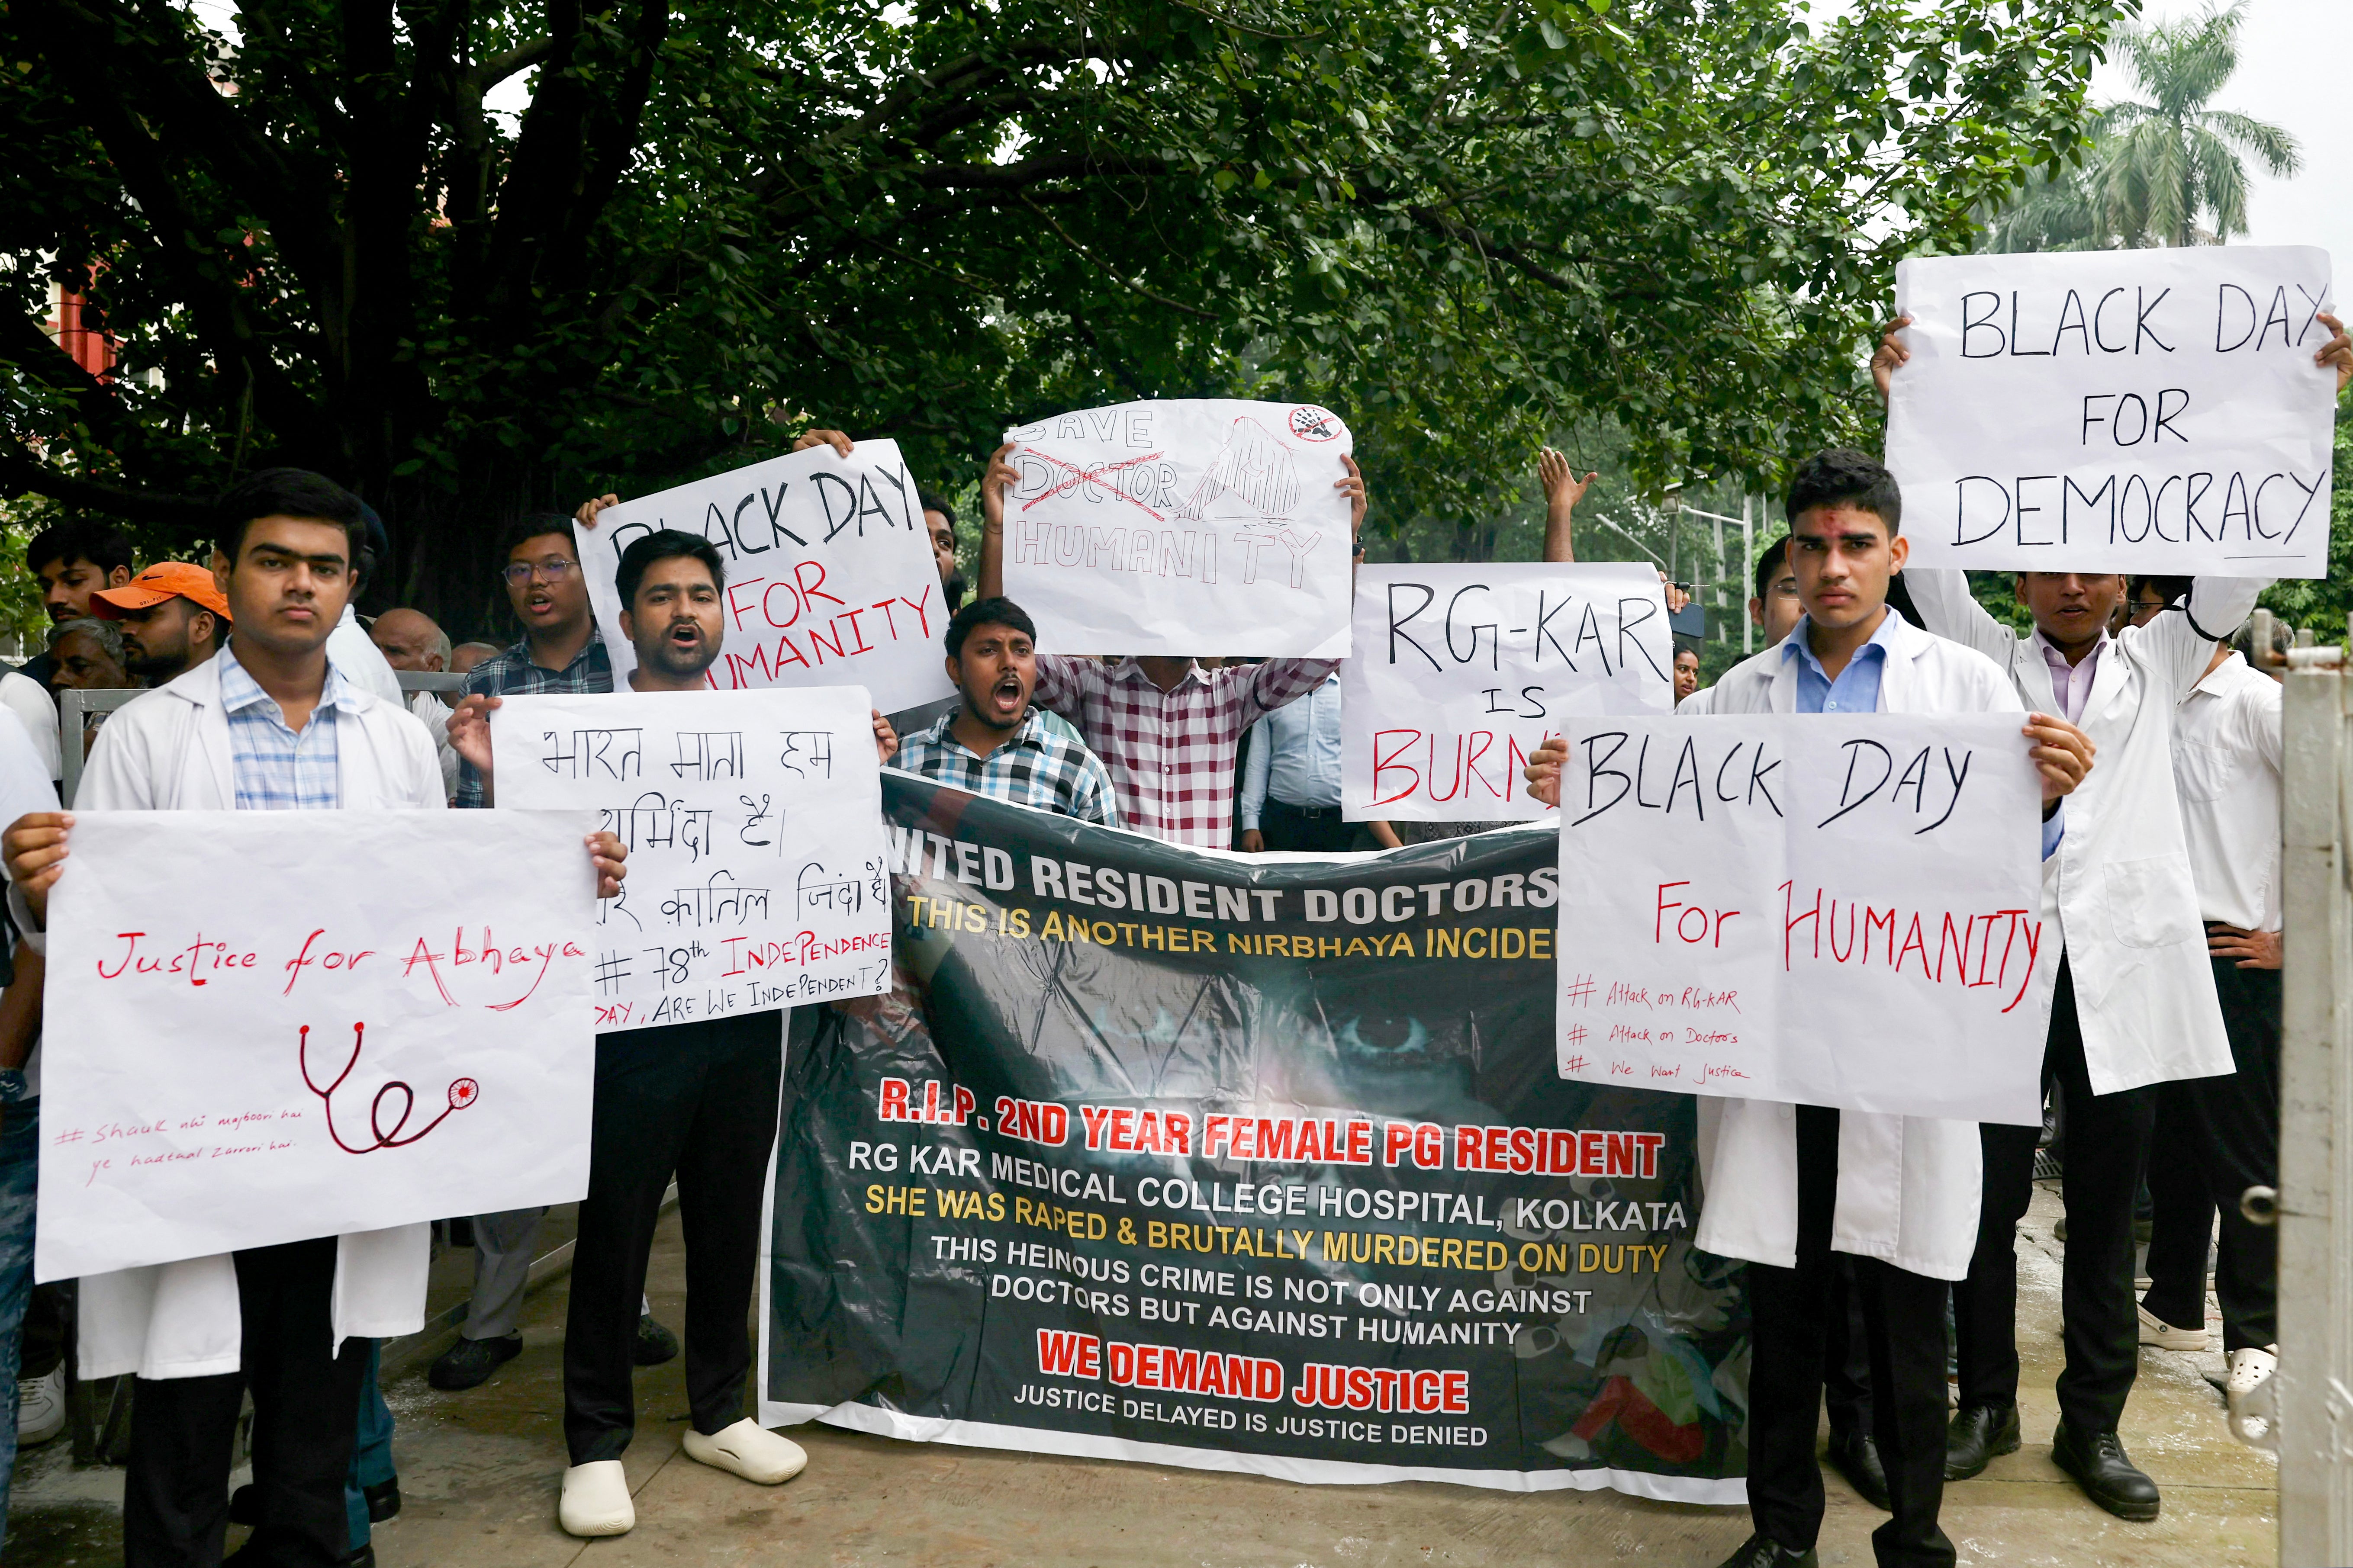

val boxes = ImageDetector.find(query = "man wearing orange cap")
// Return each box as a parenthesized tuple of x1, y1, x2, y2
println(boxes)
(90, 563, 231, 687)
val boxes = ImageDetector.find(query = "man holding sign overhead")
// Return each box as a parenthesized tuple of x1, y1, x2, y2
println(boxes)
(1527, 450, 2092, 1568)
(1876, 300, 2349, 1519)
(976, 414, 1370, 847)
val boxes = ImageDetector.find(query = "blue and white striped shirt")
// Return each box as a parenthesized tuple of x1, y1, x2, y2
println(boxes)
(217, 651, 358, 811)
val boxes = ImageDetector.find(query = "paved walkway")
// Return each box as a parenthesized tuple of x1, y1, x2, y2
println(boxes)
(6, 1182, 2276, 1567)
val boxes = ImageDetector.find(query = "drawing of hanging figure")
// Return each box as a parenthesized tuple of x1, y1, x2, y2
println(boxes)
(1172, 417, 1301, 525)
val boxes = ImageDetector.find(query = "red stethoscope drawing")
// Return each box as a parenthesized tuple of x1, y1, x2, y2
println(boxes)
(298, 1024, 478, 1154)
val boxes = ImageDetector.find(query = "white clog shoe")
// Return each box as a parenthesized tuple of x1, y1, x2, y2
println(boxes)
(681, 1418, 809, 1485)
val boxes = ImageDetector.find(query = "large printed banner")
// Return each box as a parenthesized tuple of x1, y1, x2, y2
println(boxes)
(491, 687, 892, 1030)
(1342, 564, 1674, 823)
(38, 811, 597, 1281)
(1886, 246, 2335, 576)
(1552, 713, 2053, 1125)
(1001, 400, 1357, 659)
(575, 441, 956, 714)
(760, 773, 1748, 1502)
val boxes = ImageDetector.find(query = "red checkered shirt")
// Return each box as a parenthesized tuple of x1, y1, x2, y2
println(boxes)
(1031, 656, 1339, 846)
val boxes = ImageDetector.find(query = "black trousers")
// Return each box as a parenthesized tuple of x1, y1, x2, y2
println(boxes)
(2141, 1080, 2215, 1333)
(1257, 799, 1357, 853)
(123, 1237, 369, 1568)
(1746, 1107, 1954, 1568)
(563, 1012, 783, 1464)
(1956, 958, 2155, 1432)
(1822, 1256, 1875, 1442)
(2144, 958, 2280, 1352)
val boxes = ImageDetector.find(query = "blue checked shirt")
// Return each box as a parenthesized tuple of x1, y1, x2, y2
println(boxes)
(896, 706, 1122, 826)
(218, 650, 358, 810)
(454, 629, 612, 808)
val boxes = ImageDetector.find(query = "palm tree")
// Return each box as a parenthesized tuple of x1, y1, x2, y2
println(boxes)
(2092, 0, 2299, 247)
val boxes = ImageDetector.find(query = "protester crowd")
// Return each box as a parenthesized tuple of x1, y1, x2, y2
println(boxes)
(0, 305, 2336, 1568)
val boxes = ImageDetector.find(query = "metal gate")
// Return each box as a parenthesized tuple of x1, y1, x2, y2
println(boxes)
(2278, 631, 2353, 1564)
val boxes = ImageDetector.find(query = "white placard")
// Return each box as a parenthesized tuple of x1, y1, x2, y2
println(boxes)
(37, 811, 597, 1281)
(490, 686, 892, 1031)
(1340, 564, 1673, 822)
(576, 441, 955, 713)
(1001, 399, 1355, 657)
(1552, 713, 2052, 1123)
(1886, 246, 2335, 576)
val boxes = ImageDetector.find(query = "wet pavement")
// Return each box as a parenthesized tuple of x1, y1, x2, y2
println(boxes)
(6, 1181, 2274, 1566)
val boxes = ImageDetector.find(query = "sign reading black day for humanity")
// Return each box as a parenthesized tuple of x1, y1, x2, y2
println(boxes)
(575, 440, 956, 714)
(759, 772, 1749, 1502)
(1551, 713, 2054, 1125)
(1001, 399, 1357, 659)
(1886, 245, 2335, 575)
(1341, 564, 1674, 823)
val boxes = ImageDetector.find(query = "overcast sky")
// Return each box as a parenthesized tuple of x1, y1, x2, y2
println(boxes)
(2091, 0, 2346, 276)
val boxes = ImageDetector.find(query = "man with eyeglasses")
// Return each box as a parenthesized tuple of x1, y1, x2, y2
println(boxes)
(428, 515, 681, 1392)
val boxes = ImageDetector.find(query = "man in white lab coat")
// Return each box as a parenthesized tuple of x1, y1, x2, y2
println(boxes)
(1529, 450, 2090, 1568)
(2, 468, 625, 1568)
(1871, 311, 2351, 1520)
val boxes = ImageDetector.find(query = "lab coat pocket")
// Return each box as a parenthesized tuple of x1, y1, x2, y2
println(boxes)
(2102, 854, 2200, 948)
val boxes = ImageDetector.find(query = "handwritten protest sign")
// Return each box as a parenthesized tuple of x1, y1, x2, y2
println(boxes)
(1551, 713, 2053, 1124)
(1341, 564, 1672, 822)
(1001, 399, 1355, 657)
(490, 686, 891, 1031)
(575, 440, 954, 713)
(1886, 246, 2336, 576)
(37, 811, 596, 1281)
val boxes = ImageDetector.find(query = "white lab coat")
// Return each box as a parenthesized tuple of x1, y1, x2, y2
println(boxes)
(1905, 570, 2252, 1096)
(32, 654, 445, 1379)
(1690, 609, 2025, 1280)
(0, 672, 60, 783)
(325, 604, 406, 707)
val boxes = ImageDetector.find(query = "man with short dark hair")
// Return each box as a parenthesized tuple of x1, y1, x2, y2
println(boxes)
(450, 528, 888, 1539)
(92, 563, 232, 686)
(922, 491, 968, 614)
(430, 517, 677, 1394)
(897, 597, 1118, 823)
(21, 520, 135, 694)
(3, 466, 625, 1568)
(1872, 312, 2333, 1519)
(1528, 448, 2090, 1568)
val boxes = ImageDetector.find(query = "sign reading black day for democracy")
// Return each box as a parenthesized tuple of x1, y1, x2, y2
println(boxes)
(759, 772, 1748, 1501)
(1886, 245, 2335, 576)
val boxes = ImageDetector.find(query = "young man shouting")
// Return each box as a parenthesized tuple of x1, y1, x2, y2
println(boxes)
(449, 528, 892, 1539)
(895, 597, 1120, 824)
(3, 468, 624, 1568)
(1527, 451, 2091, 1568)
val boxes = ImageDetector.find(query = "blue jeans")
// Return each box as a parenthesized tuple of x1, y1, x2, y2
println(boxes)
(343, 1338, 394, 1550)
(0, 1093, 40, 1558)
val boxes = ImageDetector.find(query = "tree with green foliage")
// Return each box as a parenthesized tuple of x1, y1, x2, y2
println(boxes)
(2, 0, 2128, 632)
(2093, 0, 2298, 248)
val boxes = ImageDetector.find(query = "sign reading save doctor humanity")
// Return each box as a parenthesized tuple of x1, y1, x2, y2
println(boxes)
(1885, 245, 2334, 577)
(1001, 399, 1356, 659)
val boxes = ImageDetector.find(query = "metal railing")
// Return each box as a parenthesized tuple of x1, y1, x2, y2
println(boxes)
(2276, 621, 2353, 1562)
(57, 669, 467, 807)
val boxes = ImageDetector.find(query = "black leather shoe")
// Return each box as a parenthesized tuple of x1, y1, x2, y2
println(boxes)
(363, 1477, 401, 1523)
(1826, 1428, 1891, 1512)
(1944, 1401, 2021, 1481)
(2051, 1422, 2160, 1521)
(428, 1331, 521, 1391)
(1711, 1533, 1819, 1568)
(632, 1313, 680, 1367)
